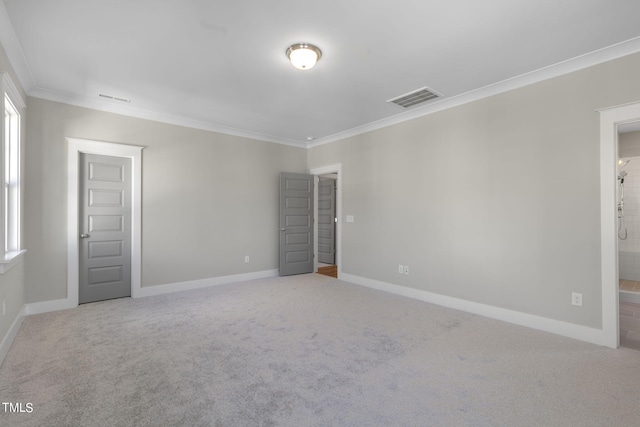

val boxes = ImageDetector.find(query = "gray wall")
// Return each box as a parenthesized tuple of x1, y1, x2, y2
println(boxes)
(25, 99, 307, 302)
(11, 44, 640, 337)
(0, 42, 25, 347)
(308, 52, 640, 329)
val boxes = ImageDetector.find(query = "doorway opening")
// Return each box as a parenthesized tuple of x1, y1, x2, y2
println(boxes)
(617, 123, 640, 350)
(317, 174, 337, 278)
(311, 164, 342, 279)
(599, 101, 640, 349)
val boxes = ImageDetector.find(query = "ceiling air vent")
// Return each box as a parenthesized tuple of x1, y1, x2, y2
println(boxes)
(387, 87, 439, 109)
(99, 93, 131, 103)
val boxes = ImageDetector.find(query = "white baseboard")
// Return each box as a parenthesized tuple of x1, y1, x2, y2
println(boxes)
(3, 270, 279, 363)
(134, 269, 280, 298)
(25, 298, 76, 315)
(19, 270, 610, 350)
(0, 305, 26, 366)
(23, 269, 280, 316)
(340, 273, 609, 348)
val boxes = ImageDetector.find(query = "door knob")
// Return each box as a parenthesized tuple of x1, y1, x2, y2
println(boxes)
(279, 228, 285, 231)
(80, 233, 90, 238)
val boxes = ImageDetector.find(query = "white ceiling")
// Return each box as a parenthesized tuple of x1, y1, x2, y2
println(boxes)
(3, 0, 640, 146)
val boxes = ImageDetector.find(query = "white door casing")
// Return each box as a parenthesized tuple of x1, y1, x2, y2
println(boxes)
(599, 101, 640, 349)
(311, 164, 342, 277)
(67, 138, 143, 306)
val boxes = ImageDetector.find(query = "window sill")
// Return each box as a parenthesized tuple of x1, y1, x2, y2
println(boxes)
(0, 249, 26, 274)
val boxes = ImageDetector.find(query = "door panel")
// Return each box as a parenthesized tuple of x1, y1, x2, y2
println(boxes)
(89, 189, 124, 206)
(79, 153, 132, 303)
(89, 161, 124, 181)
(89, 215, 124, 232)
(88, 241, 123, 258)
(89, 266, 123, 284)
(279, 173, 314, 276)
(317, 177, 336, 264)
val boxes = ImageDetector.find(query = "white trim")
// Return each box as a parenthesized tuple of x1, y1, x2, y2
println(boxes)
(0, 305, 25, 365)
(23, 269, 279, 314)
(598, 101, 640, 349)
(0, 248, 26, 274)
(25, 298, 75, 316)
(308, 36, 640, 148)
(313, 175, 319, 272)
(310, 164, 342, 278)
(2, 73, 25, 272)
(2, 73, 26, 110)
(2, 3, 636, 150)
(29, 87, 306, 148)
(341, 273, 610, 347)
(135, 269, 279, 298)
(66, 138, 143, 307)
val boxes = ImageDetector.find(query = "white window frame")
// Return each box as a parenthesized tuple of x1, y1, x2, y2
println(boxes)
(0, 73, 26, 273)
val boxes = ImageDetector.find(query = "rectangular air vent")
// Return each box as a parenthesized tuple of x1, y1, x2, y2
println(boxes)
(387, 87, 439, 108)
(99, 93, 131, 103)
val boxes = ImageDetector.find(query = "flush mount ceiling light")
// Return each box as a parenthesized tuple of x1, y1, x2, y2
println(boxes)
(286, 43, 322, 70)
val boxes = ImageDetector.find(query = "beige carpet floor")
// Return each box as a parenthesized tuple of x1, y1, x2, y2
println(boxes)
(1, 274, 640, 426)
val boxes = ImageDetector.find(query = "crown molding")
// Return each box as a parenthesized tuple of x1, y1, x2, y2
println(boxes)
(3, 0, 640, 149)
(0, 1, 35, 92)
(1, 0, 304, 148)
(308, 36, 640, 148)
(29, 87, 307, 148)
(29, 30, 640, 150)
(2, 72, 26, 109)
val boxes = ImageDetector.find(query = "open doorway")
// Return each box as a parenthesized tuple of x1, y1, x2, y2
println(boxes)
(311, 164, 342, 279)
(317, 174, 337, 277)
(617, 122, 640, 350)
(599, 101, 640, 349)
(617, 124, 640, 303)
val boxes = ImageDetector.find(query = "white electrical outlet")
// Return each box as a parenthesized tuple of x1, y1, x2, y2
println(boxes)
(571, 292, 583, 307)
(398, 264, 404, 274)
(244, 256, 250, 263)
(404, 265, 409, 275)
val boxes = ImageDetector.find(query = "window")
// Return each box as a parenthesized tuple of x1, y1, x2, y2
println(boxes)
(0, 73, 26, 273)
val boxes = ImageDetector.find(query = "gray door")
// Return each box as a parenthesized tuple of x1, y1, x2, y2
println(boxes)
(317, 177, 336, 265)
(79, 153, 132, 303)
(279, 172, 314, 276)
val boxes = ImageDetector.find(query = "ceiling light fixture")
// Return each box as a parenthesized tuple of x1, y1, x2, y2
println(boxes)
(286, 43, 322, 70)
